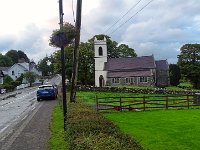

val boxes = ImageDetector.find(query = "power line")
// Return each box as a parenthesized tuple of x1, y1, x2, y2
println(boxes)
(104, 0, 143, 34)
(108, 0, 155, 35)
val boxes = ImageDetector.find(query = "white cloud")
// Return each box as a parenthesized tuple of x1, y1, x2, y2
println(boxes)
(0, 0, 200, 64)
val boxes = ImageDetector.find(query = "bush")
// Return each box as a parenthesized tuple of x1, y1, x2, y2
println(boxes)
(3, 84, 15, 92)
(3, 75, 13, 84)
(66, 101, 142, 150)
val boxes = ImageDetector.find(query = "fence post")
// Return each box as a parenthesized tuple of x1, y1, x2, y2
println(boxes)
(166, 96, 168, 110)
(96, 95, 98, 111)
(143, 96, 146, 111)
(187, 95, 189, 109)
(120, 96, 122, 111)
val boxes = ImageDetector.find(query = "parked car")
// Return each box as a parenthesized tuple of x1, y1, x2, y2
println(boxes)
(37, 84, 57, 101)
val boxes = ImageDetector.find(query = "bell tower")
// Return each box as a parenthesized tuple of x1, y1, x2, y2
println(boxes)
(94, 37, 107, 87)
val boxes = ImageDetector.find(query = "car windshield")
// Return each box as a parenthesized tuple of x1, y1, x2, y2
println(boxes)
(38, 85, 54, 90)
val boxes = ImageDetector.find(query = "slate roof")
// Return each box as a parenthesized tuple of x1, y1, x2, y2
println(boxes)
(105, 55, 155, 71)
(155, 60, 168, 70)
(0, 67, 10, 72)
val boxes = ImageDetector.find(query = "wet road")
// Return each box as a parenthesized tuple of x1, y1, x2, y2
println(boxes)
(0, 75, 61, 141)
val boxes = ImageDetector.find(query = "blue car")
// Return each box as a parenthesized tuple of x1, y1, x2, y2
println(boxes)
(37, 84, 57, 101)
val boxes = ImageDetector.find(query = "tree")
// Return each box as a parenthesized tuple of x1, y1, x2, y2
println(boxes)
(0, 53, 13, 67)
(89, 34, 137, 58)
(5, 50, 29, 65)
(117, 44, 137, 57)
(3, 75, 14, 85)
(5, 50, 19, 64)
(23, 72, 37, 87)
(78, 42, 94, 85)
(51, 35, 137, 85)
(169, 64, 181, 86)
(38, 56, 53, 76)
(178, 44, 200, 89)
(17, 50, 30, 63)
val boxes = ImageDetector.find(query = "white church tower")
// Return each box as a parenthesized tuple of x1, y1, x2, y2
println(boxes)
(94, 36, 107, 87)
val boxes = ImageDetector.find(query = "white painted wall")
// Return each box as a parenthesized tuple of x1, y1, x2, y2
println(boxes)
(94, 37, 108, 87)
(7, 64, 27, 80)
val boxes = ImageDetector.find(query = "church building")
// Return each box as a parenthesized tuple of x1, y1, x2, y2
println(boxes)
(94, 37, 169, 87)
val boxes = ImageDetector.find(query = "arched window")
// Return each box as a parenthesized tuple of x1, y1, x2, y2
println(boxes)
(98, 47, 103, 56)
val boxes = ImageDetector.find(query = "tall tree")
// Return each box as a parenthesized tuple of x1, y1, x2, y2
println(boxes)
(5, 50, 19, 64)
(5, 50, 29, 64)
(17, 50, 30, 63)
(117, 44, 137, 57)
(178, 44, 200, 89)
(169, 64, 181, 86)
(78, 42, 94, 85)
(51, 35, 137, 85)
(89, 34, 137, 58)
(0, 53, 13, 67)
(38, 56, 53, 76)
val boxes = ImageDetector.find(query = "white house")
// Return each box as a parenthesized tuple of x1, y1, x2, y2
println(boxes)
(7, 62, 42, 81)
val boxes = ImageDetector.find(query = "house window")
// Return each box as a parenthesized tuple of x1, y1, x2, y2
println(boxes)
(125, 77, 135, 84)
(99, 47, 103, 56)
(112, 78, 119, 84)
(139, 77, 148, 83)
(12, 71, 15, 75)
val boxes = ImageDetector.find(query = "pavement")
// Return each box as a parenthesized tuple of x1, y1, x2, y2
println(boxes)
(0, 99, 57, 150)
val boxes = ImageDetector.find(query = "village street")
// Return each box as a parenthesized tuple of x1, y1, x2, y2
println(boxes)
(0, 75, 61, 149)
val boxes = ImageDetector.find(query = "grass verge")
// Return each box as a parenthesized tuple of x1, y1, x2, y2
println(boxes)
(49, 103, 67, 150)
(66, 100, 143, 150)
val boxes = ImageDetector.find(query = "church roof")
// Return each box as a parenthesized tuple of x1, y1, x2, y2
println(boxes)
(155, 60, 168, 70)
(105, 55, 155, 71)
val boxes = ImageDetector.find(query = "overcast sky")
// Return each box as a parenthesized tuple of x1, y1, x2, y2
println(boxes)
(0, 0, 199, 64)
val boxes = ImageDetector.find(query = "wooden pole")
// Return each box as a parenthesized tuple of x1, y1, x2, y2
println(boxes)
(70, 0, 82, 102)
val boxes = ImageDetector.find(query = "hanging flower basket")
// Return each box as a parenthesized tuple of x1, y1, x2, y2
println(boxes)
(49, 22, 77, 48)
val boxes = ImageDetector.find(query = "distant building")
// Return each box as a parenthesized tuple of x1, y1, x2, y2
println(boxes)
(0, 69, 4, 84)
(7, 62, 42, 81)
(94, 37, 169, 87)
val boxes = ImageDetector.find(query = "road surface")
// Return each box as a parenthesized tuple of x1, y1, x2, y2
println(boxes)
(0, 75, 61, 149)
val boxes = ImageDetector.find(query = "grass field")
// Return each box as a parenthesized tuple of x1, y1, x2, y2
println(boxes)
(104, 109, 200, 150)
(77, 91, 200, 150)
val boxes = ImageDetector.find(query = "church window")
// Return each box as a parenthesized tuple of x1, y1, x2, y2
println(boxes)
(99, 47, 103, 56)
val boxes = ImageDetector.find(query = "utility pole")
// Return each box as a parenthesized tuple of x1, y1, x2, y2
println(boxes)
(59, 0, 67, 130)
(70, 0, 82, 102)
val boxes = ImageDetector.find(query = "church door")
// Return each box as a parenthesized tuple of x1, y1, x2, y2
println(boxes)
(99, 75, 104, 87)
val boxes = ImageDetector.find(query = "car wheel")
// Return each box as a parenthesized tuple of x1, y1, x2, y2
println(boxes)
(37, 98, 40, 101)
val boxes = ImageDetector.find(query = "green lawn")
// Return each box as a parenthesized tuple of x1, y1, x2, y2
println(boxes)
(77, 91, 200, 150)
(104, 109, 200, 150)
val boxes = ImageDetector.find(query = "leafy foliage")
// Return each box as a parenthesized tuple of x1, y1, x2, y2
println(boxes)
(37, 56, 54, 76)
(51, 34, 137, 85)
(178, 44, 200, 89)
(169, 64, 181, 86)
(3, 75, 14, 84)
(5, 50, 29, 65)
(23, 72, 37, 86)
(0, 53, 13, 67)
(66, 99, 143, 150)
(89, 34, 137, 58)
